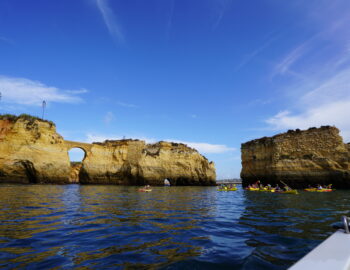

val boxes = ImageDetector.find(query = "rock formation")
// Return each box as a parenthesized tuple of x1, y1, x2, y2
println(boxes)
(241, 126, 350, 188)
(80, 140, 216, 185)
(0, 114, 70, 184)
(0, 114, 216, 185)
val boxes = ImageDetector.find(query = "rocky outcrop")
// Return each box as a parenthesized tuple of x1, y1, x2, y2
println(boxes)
(79, 140, 216, 185)
(0, 114, 216, 185)
(69, 162, 82, 183)
(241, 126, 350, 188)
(0, 115, 71, 184)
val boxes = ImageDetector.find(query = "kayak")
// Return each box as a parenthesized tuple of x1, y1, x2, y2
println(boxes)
(276, 190, 298, 194)
(304, 188, 317, 192)
(139, 189, 152, 192)
(245, 187, 259, 191)
(259, 188, 268, 192)
(304, 188, 333, 192)
(218, 188, 237, 191)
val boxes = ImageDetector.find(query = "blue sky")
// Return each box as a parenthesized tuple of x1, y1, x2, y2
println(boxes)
(1, 0, 350, 178)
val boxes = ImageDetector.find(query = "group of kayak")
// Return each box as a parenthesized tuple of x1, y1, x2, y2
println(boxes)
(304, 184, 333, 192)
(245, 181, 334, 194)
(217, 184, 238, 191)
(245, 183, 298, 194)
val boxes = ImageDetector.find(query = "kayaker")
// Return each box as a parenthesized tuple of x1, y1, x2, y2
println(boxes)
(317, 185, 323, 190)
(164, 179, 170, 186)
(267, 184, 272, 190)
(283, 185, 291, 191)
(275, 184, 281, 191)
(252, 180, 260, 188)
(259, 182, 265, 190)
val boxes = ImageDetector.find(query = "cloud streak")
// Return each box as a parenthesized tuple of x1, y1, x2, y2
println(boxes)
(0, 75, 85, 106)
(166, 139, 235, 154)
(96, 0, 124, 43)
(266, 2, 350, 141)
(235, 34, 278, 72)
(267, 60, 350, 141)
(212, 0, 233, 29)
(104, 111, 115, 124)
(117, 101, 138, 108)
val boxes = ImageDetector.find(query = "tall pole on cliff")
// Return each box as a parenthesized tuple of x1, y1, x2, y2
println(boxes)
(42, 100, 46, 119)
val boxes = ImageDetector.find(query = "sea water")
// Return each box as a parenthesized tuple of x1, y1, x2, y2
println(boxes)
(0, 184, 348, 269)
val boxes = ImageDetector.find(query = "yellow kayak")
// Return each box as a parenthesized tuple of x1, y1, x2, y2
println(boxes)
(218, 188, 237, 191)
(304, 188, 317, 192)
(277, 190, 298, 194)
(305, 188, 333, 192)
(139, 188, 152, 192)
(245, 187, 259, 191)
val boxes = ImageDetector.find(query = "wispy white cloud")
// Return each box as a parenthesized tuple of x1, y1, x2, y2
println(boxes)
(273, 41, 310, 77)
(96, 0, 124, 43)
(166, 139, 236, 154)
(266, 2, 350, 142)
(85, 133, 235, 154)
(104, 111, 115, 124)
(234, 35, 278, 72)
(117, 101, 138, 108)
(266, 67, 350, 141)
(212, 0, 233, 29)
(0, 75, 85, 106)
(86, 133, 157, 144)
(65, 89, 88, 94)
(266, 100, 350, 141)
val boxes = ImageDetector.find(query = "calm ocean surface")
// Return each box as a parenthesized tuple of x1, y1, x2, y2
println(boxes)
(0, 184, 349, 269)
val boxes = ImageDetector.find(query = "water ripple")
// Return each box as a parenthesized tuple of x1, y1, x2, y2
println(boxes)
(0, 185, 347, 269)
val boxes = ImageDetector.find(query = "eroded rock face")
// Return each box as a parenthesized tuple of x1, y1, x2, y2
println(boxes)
(0, 115, 216, 185)
(80, 140, 216, 186)
(0, 117, 70, 184)
(241, 126, 350, 188)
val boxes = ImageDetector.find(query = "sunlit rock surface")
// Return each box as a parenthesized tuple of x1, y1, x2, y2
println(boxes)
(241, 126, 350, 188)
(80, 140, 216, 185)
(0, 115, 70, 183)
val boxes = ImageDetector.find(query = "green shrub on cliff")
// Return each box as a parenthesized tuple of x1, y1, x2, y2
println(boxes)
(0, 113, 55, 126)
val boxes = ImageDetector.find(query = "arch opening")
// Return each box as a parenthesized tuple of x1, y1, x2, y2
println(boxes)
(68, 148, 87, 184)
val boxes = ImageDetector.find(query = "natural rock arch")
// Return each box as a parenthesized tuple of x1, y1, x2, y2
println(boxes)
(68, 147, 87, 162)
(64, 141, 91, 183)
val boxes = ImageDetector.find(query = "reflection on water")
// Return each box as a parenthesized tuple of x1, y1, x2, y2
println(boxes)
(0, 185, 348, 269)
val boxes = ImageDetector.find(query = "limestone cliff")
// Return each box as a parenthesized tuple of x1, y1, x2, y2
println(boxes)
(0, 114, 70, 184)
(0, 114, 216, 185)
(79, 140, 216, 186)
(241, 126, 350, 188)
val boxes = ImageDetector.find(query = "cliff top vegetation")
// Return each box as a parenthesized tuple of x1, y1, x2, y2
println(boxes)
(0, 114, 55, 126)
